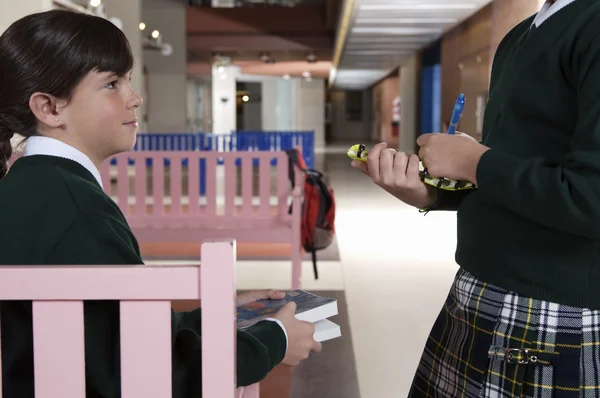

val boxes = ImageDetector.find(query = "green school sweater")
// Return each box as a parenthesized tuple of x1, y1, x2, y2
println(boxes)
(0, 155, 286, 398)
(431, 0, 600, 309)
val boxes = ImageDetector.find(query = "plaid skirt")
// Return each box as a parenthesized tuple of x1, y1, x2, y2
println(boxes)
(409, 269, 600, 398)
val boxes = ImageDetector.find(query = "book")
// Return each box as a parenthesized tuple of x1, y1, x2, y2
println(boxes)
(236, 290, 339, 329)
(314, 318, 341, 343)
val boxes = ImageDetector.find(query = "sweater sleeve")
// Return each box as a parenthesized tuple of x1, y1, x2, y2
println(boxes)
(474, 36, 600, 240)
(48, 214, 286, 397)
(425, 189, 473, 212)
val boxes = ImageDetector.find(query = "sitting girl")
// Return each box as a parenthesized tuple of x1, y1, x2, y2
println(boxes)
(0, 9, 321, 398)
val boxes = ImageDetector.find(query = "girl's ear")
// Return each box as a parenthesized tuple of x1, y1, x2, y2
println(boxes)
(29, 92, 66, 129)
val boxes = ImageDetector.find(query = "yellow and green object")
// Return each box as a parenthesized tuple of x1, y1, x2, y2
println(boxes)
(347, 144, 476, 191)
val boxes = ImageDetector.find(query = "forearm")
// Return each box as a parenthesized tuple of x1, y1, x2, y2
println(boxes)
(236, 321, 287, 386)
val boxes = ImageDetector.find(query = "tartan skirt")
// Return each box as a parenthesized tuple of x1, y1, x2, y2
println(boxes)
(409, 268, 600, 398)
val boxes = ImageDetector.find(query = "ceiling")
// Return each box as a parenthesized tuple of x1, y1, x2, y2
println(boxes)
(185, 1, 340, 80)
(183, 0, 493, 89)
(331, 0, 493, 89)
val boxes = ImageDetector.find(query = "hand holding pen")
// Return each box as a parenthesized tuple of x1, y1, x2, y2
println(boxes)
(417, 93, 490, 185)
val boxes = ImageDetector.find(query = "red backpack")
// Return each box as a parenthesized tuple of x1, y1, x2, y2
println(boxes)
(286, 149, 336, 280)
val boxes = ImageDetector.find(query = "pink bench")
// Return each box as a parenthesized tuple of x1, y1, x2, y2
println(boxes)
(0, 240, 259, 398)
(100, 151, 304, 289)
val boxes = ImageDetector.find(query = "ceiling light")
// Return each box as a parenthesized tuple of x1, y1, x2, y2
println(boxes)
(89, 0, 101, 7)
(302, 71, 311, 78)
(139, 22, 146, 30)
(152, 30, 160, 39)
(242, 95, 249, 102)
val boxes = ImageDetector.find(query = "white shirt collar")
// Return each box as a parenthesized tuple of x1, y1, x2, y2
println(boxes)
(532, 0, 578, 27)
(24, 136, 103, 188)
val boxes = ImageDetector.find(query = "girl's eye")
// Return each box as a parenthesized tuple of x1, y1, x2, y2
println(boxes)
(106, 81, 118, 89)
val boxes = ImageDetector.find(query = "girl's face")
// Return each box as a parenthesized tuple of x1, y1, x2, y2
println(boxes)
(58, 69, 143, 165)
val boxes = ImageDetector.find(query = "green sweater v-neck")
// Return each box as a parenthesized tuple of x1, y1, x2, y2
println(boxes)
(0, 155, 285, 398)
(432, 0, 600, 309)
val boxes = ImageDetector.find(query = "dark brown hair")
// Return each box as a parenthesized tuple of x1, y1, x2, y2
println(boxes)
(0, 9, 134, 179)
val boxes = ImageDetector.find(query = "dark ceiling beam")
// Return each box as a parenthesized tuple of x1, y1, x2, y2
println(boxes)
(187, 34, 332, 52)
(186, 6, 330, 35)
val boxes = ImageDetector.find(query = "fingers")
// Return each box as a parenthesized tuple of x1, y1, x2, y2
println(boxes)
(406, 154, 422, 185)
(266, 289, 286, 300)
(312, 341, 323, 353)
(366, 142, 387, 182)
(392, 151, 409, 186)
(351, 159, 368, 175)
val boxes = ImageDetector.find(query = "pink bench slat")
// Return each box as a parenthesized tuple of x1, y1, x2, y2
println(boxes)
(117, 158, 128, 208)
(135, 158, 146, 216)
(32, 301, 85, 398)
(205, 154, 217, 216)
(170, 155, 182, 216)
(201, 240, 236, 397)
(152, 154, 165, 216)
(241, 156, 253, 216)
(224, 155, 236, 216)
(120, 301, 172, 398)
(188, 155, 200, 216)
(100, 161, 111, 192)
(259, 156, 271, 216)
(0, 266, 201, 300)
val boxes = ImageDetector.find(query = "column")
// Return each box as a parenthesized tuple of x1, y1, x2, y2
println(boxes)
(102, 0, 145, 132)
(399, 53, 420, 155)
(292, 78, 325, 150)
(211, 65, 239, 134)
(143, 0, 187, 133)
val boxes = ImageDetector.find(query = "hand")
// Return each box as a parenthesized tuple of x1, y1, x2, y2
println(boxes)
(417, 132, 489, 184)
(351, 142, 437, 209)
(235, 289, 286, 306)
(272, 302, 322, 366)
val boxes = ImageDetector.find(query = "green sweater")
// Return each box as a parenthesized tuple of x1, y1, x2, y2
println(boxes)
(432, 0, 600, 309)
(0, 155, 286, 398)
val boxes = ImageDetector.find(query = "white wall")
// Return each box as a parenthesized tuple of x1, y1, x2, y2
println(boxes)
(292, 79, 325, 150)
(261, 79, 278, 131)
(330, 90, 371, 143)
(212, 65, 239, 134)
(276, 79, 294, 131)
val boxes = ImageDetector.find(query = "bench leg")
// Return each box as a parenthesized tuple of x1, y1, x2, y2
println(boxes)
(291, 235, 302, 290)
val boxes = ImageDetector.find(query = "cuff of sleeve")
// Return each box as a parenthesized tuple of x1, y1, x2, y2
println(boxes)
(263, 317, 288, 353)
(475, 148, 514, 199)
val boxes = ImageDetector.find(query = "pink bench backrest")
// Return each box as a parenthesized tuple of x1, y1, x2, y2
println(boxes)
(100, 151, 303, 225)
(0, 240, 246, 398)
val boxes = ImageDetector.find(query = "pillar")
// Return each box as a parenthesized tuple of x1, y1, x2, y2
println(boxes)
(399, 53, 420, 155)
(102, 0, 145, 132)
(142, 0, 187, 133)
(211, 65, 239, 134)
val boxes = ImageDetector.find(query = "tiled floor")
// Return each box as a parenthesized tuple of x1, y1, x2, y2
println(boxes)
(232, 144, 462, 397)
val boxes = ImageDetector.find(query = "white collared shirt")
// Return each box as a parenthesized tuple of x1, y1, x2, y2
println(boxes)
(533, 0, 578, 27)
(24, 136, 103, 188)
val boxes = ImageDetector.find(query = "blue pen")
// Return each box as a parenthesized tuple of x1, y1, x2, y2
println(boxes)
(447, 93, 465, 135)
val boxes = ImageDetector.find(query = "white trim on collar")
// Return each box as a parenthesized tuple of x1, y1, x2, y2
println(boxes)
(532, 0, 578, 27)
(24, 136, 103, 188)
